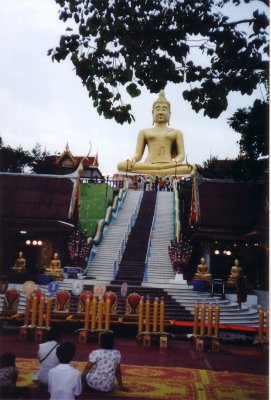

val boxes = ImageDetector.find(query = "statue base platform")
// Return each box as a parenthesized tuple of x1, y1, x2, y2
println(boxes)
(192, 279, 208, 291)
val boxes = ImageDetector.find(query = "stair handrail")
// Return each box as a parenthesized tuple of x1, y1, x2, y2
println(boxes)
(143, 193, 158, 282)
(113, 190, 143, 279)
(173, 184, 180, 241)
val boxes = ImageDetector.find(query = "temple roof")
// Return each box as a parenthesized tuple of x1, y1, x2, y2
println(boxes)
(0, 174, 77, 232)
(44, 143, 101, 176)
(192, 179, 268, 241)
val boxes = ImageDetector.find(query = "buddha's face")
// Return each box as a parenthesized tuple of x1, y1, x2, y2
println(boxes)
(200, 257, 205, 264)
(234, 259, 239, 266)
(53, 253, 58, 259)
(19, 251, 23, 258)
(153, 102, 170, 123)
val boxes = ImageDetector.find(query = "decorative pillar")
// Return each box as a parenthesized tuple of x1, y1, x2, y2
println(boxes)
(159, 297, 165, 333)
(24, 295, 31, 326)
(97, 298, 104, 330)
(45, 297, 52, 329)
(145, 297, 150, 332)
(200, 303, 206, 336)
(38, 295, 45, 327)
(138, 296, 144, 335)
(152, 298, 158, 333)
(84, 295, 91, 331)
(193, 303, 199, 336)
(91, 297, 97, 332)
(214, 305, 220, 337)
(105, 295, 111, 330)
(31, 295, 38, 326)
(207, 304, 213, 336)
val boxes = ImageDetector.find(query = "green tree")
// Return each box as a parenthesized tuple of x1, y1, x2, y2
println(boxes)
(0, 138, 33, 173)
(49, 0, 269, 124)
(0, 139, 56, 174)
(30, 143, 55, 174)
(228, 99, 269, 160)
(196, 155, 268, 181)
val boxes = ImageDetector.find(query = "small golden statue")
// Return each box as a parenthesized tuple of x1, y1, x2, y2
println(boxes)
(227, 259, 240, 285)
(45, 253, 62, 278)
(194, 257, 212, 281)
(12, 251, 26, 272)
(117, 90, 195, 177)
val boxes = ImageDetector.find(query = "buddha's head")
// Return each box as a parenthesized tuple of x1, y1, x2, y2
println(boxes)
(53, 253, 59, 259)
(200, 257, 205, 265)
(18, 251, 24, 258)
(152, 90, 171, 124)
(234, 259, 239, 266)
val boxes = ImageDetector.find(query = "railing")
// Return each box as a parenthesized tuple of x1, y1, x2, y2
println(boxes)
(143, 194, 158, 283)
(112, 190, 143, 279)
(80, 177, 125, 189)
(173, 183, 180, 240)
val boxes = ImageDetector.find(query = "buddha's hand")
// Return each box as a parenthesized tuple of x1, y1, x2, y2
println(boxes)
(129, 157, 138, 169)
(174, 155, 185, 163)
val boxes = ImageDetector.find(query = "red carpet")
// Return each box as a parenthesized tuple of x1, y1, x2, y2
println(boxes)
(16, 358, 268, 400)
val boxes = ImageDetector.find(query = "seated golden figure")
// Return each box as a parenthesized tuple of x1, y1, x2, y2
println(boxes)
(227, 259, 240, 285)
(194, 257, 212, 280)
(117, 90, 195, 177)
(12, 251, 26, 272)
(45, 253, 62, 277)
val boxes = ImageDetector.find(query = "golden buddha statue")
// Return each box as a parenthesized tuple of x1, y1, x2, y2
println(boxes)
(194, 257, 212, 281)
(45, 253, 62, 278)
(117, 91, 195, 177)
(227, 259, 240, 285)
(12, 251, 26, 272)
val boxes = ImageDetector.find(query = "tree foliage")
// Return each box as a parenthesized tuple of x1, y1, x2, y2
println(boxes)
(0, 139, 53, 173)
(49, 0, 269, 123)
(0, 138, 33, 173)
(196, 155, 268, 181)
(228, 99, 269, 160)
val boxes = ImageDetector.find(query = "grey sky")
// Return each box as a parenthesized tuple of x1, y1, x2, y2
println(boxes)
(0, 0, 267, 175)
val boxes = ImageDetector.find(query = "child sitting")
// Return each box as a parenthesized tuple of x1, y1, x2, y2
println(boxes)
(48, 342, 81, 400)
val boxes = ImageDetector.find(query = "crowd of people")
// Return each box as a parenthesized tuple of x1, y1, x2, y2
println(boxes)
(131, 175, 173, 192)
(0, 331, 128, 400)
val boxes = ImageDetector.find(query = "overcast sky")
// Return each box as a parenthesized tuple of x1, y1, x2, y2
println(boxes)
(0, 1, 267, 175)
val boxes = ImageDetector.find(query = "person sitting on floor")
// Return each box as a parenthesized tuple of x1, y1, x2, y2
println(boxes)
(48, 342, 81, 400)
(82, 331, 128, 393)
(35, 328, 60, 385)
(0, 352, 29, 399)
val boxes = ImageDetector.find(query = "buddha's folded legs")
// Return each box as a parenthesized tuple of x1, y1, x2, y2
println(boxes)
(117, 162, 195, 176)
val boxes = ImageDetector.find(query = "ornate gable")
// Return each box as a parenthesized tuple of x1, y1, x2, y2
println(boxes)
(55, 143, 77, 168)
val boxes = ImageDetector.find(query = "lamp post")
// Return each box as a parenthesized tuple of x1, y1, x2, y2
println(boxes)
(126, 159, 129, 178)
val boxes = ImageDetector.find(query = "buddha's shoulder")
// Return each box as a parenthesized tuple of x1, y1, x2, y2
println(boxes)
(139, 127, 182, 134)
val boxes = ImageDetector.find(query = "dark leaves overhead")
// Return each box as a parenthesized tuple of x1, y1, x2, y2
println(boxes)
(50, 0, 269, 124)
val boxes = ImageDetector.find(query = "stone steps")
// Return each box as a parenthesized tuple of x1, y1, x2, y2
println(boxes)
(85, 190, 142, 279)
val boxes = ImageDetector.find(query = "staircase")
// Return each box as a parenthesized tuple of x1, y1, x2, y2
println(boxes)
(165, 285, 260, 326)
(145, 191, 175, 283)
(3, 188, 266, 328)
(85, 190, 142, 281)
(112, 191, 157, 285)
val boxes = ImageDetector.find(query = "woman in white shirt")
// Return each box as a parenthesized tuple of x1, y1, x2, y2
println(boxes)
(36, 328, 60, 385)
